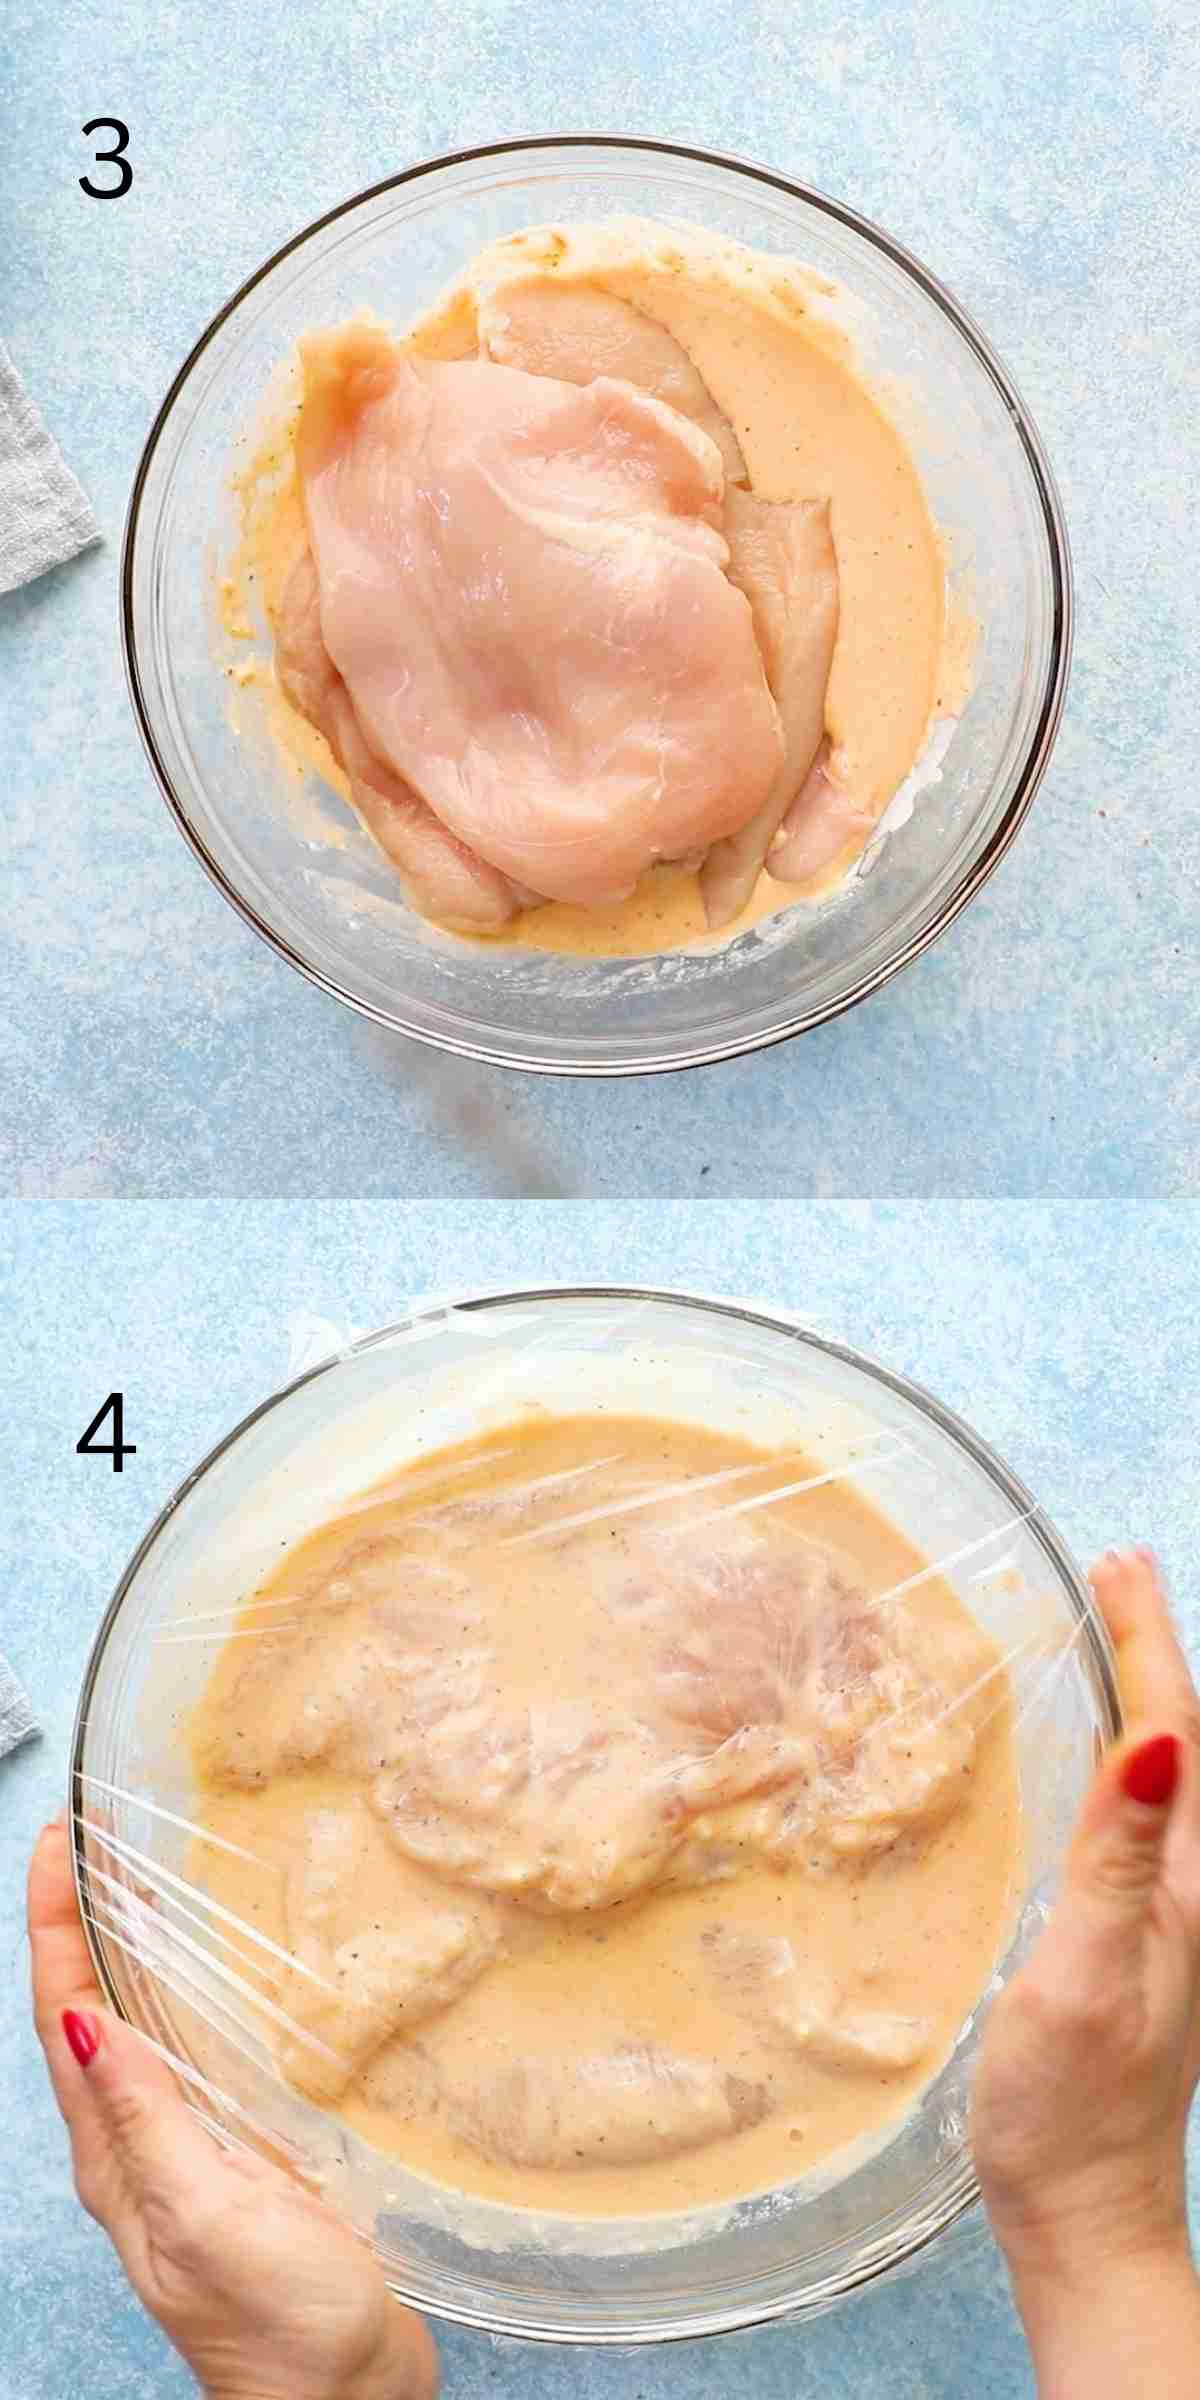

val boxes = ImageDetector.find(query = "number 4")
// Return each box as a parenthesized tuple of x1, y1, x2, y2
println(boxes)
(77, 1392, 136, 1472)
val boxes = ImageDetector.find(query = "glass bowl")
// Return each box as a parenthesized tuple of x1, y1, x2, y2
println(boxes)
(72, 1287, 1116, 2344)
(123, 137, 1071, 1076)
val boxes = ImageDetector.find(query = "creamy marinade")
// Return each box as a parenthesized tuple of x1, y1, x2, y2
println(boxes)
(221, 218, 970, 959)
(190, 1412, 1019, 2219)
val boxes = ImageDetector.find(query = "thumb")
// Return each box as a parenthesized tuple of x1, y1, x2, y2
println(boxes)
(1059, 1730, 1181, 1950)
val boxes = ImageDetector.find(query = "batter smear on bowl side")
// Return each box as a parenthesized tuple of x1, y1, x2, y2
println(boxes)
(224, 219, 972, 959)
(190, 1412, 1019, 2218)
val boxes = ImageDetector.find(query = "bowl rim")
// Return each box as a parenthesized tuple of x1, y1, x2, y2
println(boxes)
(69, 1281, 1118, 2344)
(120, 132, 1075, 1078)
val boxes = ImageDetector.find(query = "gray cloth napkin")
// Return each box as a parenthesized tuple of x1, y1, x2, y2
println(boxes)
(0, 340, 99, 594)
(0, 1656, 39, 1759)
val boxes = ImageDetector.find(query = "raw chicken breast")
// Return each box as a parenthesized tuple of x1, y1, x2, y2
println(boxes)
(766, 739, 876, 885)
(617, 1533, 998, 1867)
(808, 1602, 999, 1862)
(201, 1516, 996, 1915)
(478, 271, 748, 484)
(296, 325, 783, 905)
(479, 277, 854, 915)
(274, 550, 526, 930)
(195, 1608, 382, 1791)
(704, 1929, 932, 2075)
(368, 1532, 865, 1908)
(276, 1803, 500, 2103)
(700, 490, 840, 927)
(446, 2043, 768, 2168)
(195, 1539, 487, 1792)
(374, 1704, 700, 1912)
(631, 1530, 873, 1741)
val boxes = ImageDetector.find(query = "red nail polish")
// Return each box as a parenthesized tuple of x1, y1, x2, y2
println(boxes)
(1121, 1733, 1181, 1809)
(62, 2009, 100, 2070)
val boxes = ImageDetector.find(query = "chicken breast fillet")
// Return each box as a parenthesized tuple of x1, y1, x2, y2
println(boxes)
(201, 1519, 993, 1914)
(295, 324, 784, 905)
(276, 1803, 501, 2103)
(445, 2043, 768, 2168)
(700, 489, 840, 926)
(473, 277, 846, 924)
(274, 550, 526, 931)
(766, 740, 877, 885)
(703, 1928, 932, 2076)
(478, 270, 748, 485)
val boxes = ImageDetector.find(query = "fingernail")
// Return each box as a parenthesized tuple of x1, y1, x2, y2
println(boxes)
(1121, 1733, 1181, 1809)
(62, 2009, 100, 2070)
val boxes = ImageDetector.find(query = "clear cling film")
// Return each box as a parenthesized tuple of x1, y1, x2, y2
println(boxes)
(70, 1290, 1117, 2343)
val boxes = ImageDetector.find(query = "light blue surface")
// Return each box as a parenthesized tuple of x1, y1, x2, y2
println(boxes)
(2, 0, 1198, 1196)
(2, 1199, 1198, 2396)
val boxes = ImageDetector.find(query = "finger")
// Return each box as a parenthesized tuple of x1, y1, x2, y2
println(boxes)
(1053, 1727, 1182, 1974)
(28, 1818, 182, 2151)
(1089, 1548, 1198, 1735)
(28, 1819, 110, 2125)
(56, 2002, 221, 2209)
(28, 1818, 102, 2016)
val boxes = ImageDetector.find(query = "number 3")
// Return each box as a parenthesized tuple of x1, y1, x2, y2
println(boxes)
(80, 118, 132, 200)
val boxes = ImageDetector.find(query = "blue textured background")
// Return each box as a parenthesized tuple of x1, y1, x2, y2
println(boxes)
(2, 1200, 1198, 2394)
(2, 0, 1198, 1196)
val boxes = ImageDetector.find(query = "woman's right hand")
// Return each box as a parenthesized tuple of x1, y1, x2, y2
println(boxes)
(973, 1547, 1200, 2389)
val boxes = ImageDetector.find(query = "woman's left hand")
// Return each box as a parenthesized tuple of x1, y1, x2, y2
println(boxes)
(28, 1818, 438, 2400)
